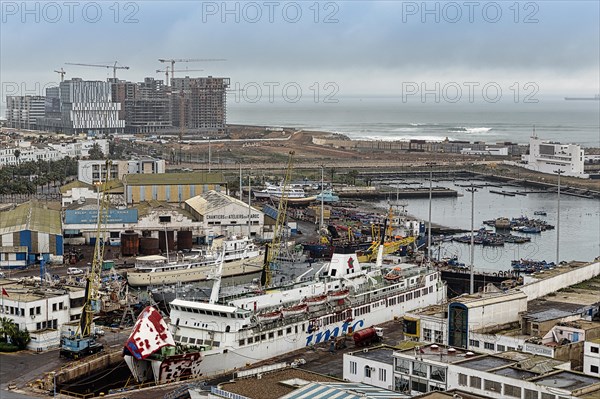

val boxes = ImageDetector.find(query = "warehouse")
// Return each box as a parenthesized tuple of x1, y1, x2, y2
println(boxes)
(185, 190, 265, 238)
(0, 201, 63, 268)
(123, 171, 227, 205)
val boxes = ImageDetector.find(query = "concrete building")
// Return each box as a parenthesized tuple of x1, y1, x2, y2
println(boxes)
(0, 279, 85, 351)
(5, 96, 46, 130)
(123, 172, 226, 205)
(343, 346, 396, 391)
(77, 158, 165, 185)
(583, 339, 600, 377)
(460, 147, 509, 156)
(171, 76, 230, 134)
(184, 190, 265, 238)
(112, 77, 172, 134)
(0, 201, 63, 267)
(522, 132, 587, 178)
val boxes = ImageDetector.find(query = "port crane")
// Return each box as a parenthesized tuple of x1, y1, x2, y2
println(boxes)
(54, 67, 66, 82)
(59, 161, 111, 359)
(65, 61, 130, 79)
(155, 67, 204, 87)
(262, 151, 295, 287)
(157, 58, 226, 84)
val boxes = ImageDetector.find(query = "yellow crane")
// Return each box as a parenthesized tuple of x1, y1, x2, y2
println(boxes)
(65, 61, 130, 79)
(60, 160, 111, 359)
(262, 151, 295, 287)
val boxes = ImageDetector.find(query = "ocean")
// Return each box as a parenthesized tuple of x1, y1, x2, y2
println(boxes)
(228, 96, 600, 147)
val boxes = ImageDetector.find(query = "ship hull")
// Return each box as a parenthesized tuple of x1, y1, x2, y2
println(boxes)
(127, 255, 263, 287)
(124, 351, 203, 384)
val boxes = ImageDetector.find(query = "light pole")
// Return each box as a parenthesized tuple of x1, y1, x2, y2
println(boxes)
(208, 137, 212, 173)
(320, 165, 325, 231)
(239, 162, 243, 201)
(52, 371, 56, 398)
(466, 184, 478, 294)
(247, 172, 252, 237)
(554, 169, 564, 265)
(425, 162, 436, 265)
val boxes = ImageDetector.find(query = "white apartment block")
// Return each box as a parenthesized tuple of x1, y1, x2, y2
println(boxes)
(0, 138, 108, 167)
(343, 347, 395, 390)
(583, 340, 600, 377)
(77, 158, 165, 185)
(5, 96, 46, 130)
(522, 133, 587, 178)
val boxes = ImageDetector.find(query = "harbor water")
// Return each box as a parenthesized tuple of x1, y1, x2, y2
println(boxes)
(374, 178, 600, 272)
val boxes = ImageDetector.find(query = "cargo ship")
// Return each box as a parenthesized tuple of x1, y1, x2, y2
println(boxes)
(124, 249, 446, 382)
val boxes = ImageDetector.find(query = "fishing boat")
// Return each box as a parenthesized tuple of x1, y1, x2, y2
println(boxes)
(124, 250, 446, 382)
(534, 211, 547, 216)
(314, 189, 340, 203)
(123, 306, 203, 385)
(127, 236, 263, 287)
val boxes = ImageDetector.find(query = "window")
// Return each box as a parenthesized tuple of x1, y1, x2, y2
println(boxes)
(469, 339, 480, 347)
(30, 308, 34, 316)
(458, 373, 468, 386)
(591, 346, 599, 354)
(470, 376, 482, 389)
(541, 394, 555, 399)
(52, 303, 57, 311)
(378, 368, 386, 381)
(349, 361, 357, 375)
(484, 342, 495, 351)
(434, 330, 443, 344)
(411, 378, 427, 393)
(497, 344, 506, 352)
(423, 328, 432, 342)
(395, 359, 409, 373)
(159, 216, 171, 223)
(504, 384, 521, 398)
(395, 376, 409, 393)
(247, 337, 253, 344)
(524, 388, 539, 399)
(591, 365, 599, 374)
(36, 306, 41, 315)
(364, 365, 372, 378)
(484, 379, 501, 393)
(430, 365, 446, 382)
(412, 361, 427, 377)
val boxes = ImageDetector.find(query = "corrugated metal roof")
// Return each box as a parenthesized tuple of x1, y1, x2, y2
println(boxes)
(185, 190, 261, 216)
(280, 383, 409, 399)
(0, 201, 62, 235)
(123, 172, 225, 186)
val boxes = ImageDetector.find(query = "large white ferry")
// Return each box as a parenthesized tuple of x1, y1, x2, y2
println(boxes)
(254, 184, 309, 199)
(126, 236, 263, 287)
(124, 250, 446, 383)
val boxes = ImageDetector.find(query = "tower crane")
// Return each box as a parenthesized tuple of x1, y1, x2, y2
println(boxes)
(59, 161, 111, 359)
(65, 61, 130, 79)
(157, 58, 226, 84)
(155, 67, 204, 87)
(54, 67, 66, 82)
(262, 151, 295, 287)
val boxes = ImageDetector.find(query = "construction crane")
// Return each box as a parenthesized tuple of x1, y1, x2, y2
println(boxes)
(59, 161, 111, 359)
(157, 58, 226, 83)
(65, 61, 130, 79)
(262, 151, 295, 287)
(54, 67, 66, 82)
(155, 67, 204, 87)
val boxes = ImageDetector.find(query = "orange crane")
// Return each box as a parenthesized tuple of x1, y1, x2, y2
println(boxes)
(54, 67, 66, 82)
(155, 67, 204, 86)
(65, 61, 130, 79)
(157, 58, 226, 84)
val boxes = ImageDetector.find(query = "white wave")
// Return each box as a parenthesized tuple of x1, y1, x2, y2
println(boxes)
(448, 127, 493, 133)
(353, 135, 453, 142)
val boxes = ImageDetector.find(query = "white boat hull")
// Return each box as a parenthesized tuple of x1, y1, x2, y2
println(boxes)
(127, 255, 263, 287)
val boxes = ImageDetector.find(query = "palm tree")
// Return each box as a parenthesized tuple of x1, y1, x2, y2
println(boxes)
(13, 149, 21, 166)
(0, 317, 16, 342)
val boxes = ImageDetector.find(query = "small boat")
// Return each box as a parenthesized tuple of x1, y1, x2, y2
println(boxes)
(534, 211, 547, 216)
(303, 294, 328, 306)
(257, 310, 282, 322)
(315, 190, 340, 203)
(384, 267, 404, 282)
(281, 303, 308, 317)
(327, 289, 350, 301)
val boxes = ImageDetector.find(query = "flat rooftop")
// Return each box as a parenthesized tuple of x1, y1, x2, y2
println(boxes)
(0, 279, 84, 302)
(532, 370, 600, 392)
(456, 355, 514, 371)
(395, 344, 470, 364)
(492, 366, 538, 379)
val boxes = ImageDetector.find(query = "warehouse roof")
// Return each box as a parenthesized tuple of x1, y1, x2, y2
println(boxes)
(133, 200, 195, 219)
(185, 190, 262, 216)
(59, 179, 123, 194)
(0, 201, 62, 235)
(123, 172, 225, 186)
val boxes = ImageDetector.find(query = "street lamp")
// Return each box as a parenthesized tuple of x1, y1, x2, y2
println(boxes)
(52, 371, 56, 398)
(320, 165, 325, 231)
(425, 162, 436, 264)
(466, 184, 478, 294)
(247, 172, 252, 237)
(239, 162, 243, 201)
(554, 169, 564, 265)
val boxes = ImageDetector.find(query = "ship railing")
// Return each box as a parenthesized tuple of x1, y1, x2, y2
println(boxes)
(211, 387, 251, 399)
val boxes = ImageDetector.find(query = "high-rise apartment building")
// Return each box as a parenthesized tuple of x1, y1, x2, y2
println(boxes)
(5, 96, 46, 129)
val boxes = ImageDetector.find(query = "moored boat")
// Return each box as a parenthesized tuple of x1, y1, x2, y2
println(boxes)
(281, 303, 308, 317)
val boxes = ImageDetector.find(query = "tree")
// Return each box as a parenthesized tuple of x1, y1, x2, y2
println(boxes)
(87, 143, 104, 160)
(11, 328, 30, 350)
(0, 317, 15, 342)
(13, 149, 21, 165)
(348, 170, 359, 185)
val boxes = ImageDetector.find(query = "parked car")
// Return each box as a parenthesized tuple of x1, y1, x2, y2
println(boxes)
(67, 267, 84, 275)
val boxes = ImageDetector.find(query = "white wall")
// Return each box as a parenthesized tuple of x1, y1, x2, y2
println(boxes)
(583, 341, 600, 377)
(343, 351, 395, 390)
(520, 262, 600, 301)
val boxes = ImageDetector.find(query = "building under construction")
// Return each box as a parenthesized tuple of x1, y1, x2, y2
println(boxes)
(111, 77, 172, 134)
(171, 76, 230, 135)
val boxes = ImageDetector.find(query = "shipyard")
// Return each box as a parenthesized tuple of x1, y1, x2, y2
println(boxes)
(1, 2, 600, 399)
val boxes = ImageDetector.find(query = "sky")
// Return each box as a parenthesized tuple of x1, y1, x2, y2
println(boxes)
(1, 0, 599, 103)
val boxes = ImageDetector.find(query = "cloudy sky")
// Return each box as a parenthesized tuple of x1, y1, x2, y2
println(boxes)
(1, 0, 599, 100)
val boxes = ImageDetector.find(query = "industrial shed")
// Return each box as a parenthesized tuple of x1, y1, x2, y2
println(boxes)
(0, 201, 63, 268)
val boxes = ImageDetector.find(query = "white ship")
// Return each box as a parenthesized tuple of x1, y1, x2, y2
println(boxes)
(253, 184, 310, 199)
(124, 250, 446, 382)
(126, 236, 263, 287)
